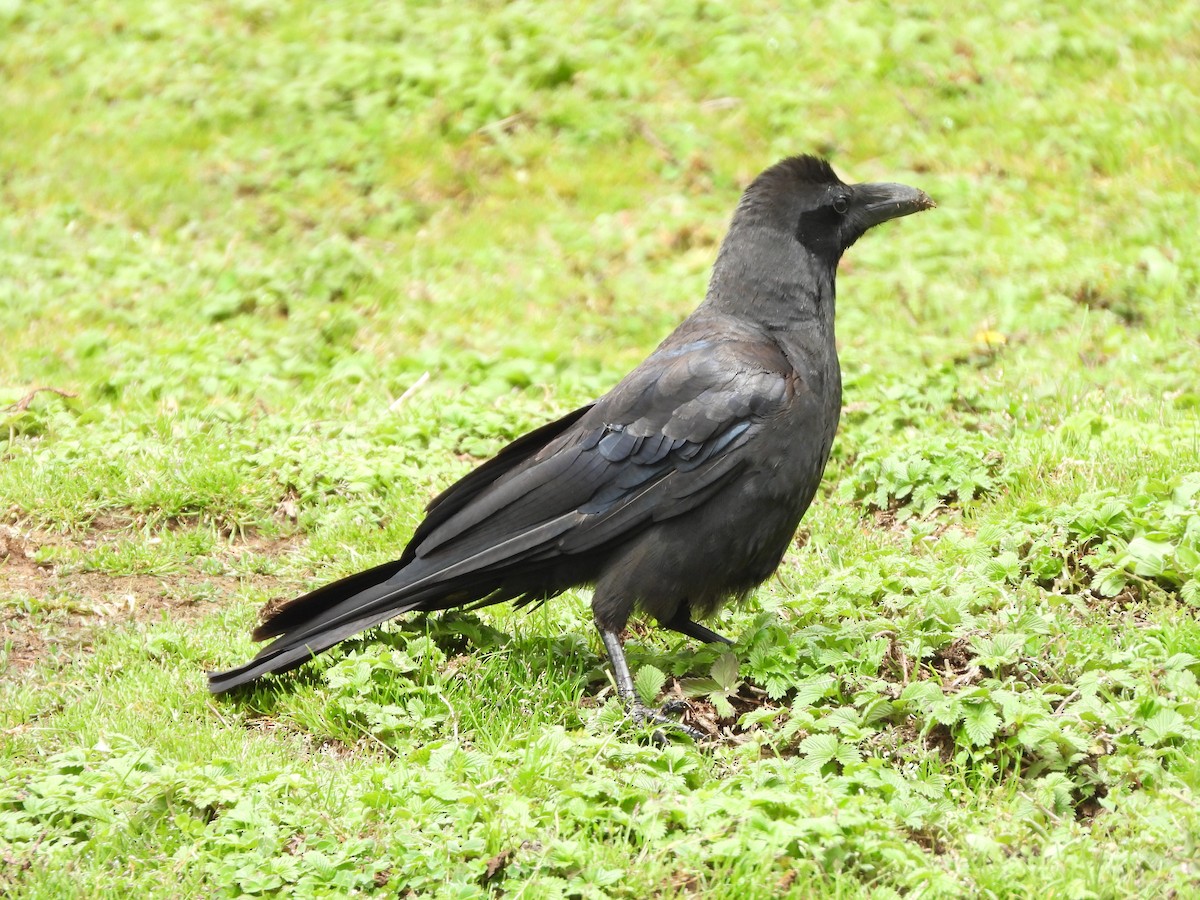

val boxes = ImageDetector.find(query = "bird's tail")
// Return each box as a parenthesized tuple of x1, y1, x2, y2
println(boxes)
(208, 509, 588, 693)
(206, 556, 470, 693)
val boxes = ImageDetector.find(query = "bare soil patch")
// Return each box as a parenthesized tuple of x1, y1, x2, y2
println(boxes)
(0, 523, 297, 677)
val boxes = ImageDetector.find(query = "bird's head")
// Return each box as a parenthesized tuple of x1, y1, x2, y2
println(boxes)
(732, 155, 935, 266)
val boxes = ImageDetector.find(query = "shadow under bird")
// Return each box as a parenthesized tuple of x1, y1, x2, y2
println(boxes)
(209, 155, 934, 736)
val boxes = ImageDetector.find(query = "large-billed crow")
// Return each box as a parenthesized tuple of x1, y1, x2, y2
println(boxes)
(209, 156, 933, 735)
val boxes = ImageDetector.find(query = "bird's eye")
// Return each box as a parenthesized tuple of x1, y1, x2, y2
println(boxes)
(832, 197, 849, 215)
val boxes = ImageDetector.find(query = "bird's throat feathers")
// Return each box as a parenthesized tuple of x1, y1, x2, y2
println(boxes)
(703, 224, 836, 333)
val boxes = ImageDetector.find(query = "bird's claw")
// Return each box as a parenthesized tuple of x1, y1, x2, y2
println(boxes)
(630, 700, 707, 743)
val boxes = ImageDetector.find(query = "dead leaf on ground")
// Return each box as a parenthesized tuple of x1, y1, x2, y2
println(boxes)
(479, 849, 515, 886)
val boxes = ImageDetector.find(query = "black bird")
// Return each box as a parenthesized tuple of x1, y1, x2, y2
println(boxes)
(209, 156, 933, 735)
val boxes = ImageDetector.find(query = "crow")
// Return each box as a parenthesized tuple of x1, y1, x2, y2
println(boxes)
(209, 155, 933, 736)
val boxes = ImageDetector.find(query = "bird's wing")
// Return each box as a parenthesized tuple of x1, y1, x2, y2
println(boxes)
(408, 332, 796, 566)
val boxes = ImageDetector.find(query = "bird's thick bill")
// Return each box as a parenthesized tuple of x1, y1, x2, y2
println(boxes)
(852, 182, 936, 230)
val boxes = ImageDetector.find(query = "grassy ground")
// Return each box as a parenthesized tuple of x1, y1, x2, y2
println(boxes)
(3, 1, 1199, 896)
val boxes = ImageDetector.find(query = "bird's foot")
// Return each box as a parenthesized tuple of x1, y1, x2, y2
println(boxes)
(596, 625, 708, 742)
(630, 699, 707, 743)
(660, 697, 690, 715)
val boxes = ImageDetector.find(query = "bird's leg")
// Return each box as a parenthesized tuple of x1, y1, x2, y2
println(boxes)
(597, 625, 705, 741)
(656, 606, 733, 716)
(660, 607, 733, 646)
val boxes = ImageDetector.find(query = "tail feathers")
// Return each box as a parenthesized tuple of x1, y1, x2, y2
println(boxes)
(207, 564, 437, 694)
(209, 512, 587, 694)
(251, 557, 408, 641)
(207, 591, 425, 693)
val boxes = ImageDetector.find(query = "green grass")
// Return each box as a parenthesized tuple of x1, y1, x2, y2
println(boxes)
(2, 0, 1200, 896)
